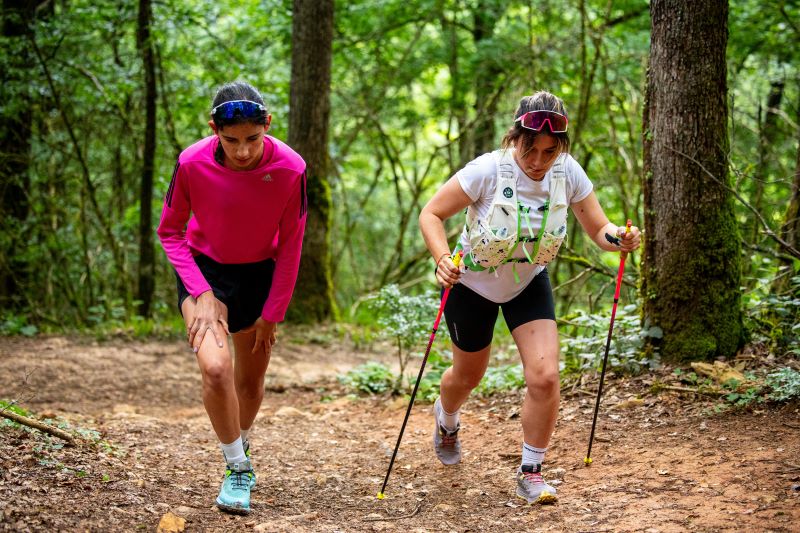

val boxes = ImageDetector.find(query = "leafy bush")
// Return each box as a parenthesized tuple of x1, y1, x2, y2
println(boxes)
(416, 351, 452, 402)
(0, 314, 38, 336)
(364, 284, 443, 385)
(766, 367, 800, 402)
(338, 362, 395, 394)
(560, 304, 661, 376)
(742, 274, 800, 353)
(475, 364, 525, 396)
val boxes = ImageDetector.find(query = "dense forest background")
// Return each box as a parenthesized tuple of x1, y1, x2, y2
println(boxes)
(1, 0, 798, 365)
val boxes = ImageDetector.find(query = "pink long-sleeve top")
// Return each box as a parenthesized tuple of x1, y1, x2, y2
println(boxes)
(157, 135, 307, 323)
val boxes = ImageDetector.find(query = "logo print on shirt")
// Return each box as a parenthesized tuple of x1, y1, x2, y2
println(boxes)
(262, 173, 273, 182)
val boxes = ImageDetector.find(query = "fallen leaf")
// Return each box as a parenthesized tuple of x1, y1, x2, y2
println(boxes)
(690, 361, 747, 385)
(610, 398, 644, 410)
(156, 512, 185, 533)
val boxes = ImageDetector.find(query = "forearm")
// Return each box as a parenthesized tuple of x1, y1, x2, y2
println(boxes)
(592, 222, 623, 252)
(419, 211, 452, 261)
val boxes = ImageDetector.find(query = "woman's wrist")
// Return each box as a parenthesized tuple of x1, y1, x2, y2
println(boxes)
(436, 252, 451, 267)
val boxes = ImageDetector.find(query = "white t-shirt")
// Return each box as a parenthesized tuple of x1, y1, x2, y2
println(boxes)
(455, 149, 593, 303)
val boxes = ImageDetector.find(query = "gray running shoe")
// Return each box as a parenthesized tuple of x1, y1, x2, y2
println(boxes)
(516, 464, 557, 504)
(432, 397, 462, 465)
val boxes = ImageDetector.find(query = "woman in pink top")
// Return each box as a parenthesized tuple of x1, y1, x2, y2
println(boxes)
(157, 81, 307, 514)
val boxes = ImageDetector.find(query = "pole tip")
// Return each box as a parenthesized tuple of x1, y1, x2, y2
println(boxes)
(583, 457, 593, 466)
(377, 492, 385, 500)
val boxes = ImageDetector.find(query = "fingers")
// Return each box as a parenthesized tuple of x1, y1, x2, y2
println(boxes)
(618, 225, 642, 252)
(436, 257, 461, 288)
(189, 317, 228, 353)
(209, 321, 225, 349)
(193, 325, 209, 353)
(251, 330, 268, 355)
(219, 317, 231, 336)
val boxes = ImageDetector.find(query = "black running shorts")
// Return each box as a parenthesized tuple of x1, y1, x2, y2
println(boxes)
(443, 269, 556, 352)
(175, 254, 275, 333)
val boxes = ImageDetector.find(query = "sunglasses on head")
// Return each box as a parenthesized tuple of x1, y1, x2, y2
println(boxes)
(514, 110, 568, 133)
(211, 100, 267, 120)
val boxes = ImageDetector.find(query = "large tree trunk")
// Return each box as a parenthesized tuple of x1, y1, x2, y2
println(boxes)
(0, 0, 38, 310)
(774, 89, 800, 295)
(286, 0, 336, 322)
(136, 0, 157, 318)
(749, 81, 784, 246)
(470, 0, 504, 159)
(642, 0, 743, 362)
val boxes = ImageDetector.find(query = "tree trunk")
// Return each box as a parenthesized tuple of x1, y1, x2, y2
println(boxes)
(471, 1, 505, 158)
(774, 88, 800, 295)
(642, 0, 743, 362)
(136, 0, 157, 317)
(749, 81, 784, 246)
(286, 0, 336, 322)
(0, 0, 38, 310)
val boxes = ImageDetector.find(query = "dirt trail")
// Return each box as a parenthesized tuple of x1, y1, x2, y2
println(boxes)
(1, 334, 798, 532)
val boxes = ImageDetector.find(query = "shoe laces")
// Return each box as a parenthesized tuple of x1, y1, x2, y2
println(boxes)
(521, 470, 545, 485)
(226, 468, 253, 490)
(438, 425, 459, 447)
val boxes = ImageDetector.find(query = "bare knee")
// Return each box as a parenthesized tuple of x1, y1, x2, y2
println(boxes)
(449, 366, 484, 391)
(237, 378, 264, 402)
(524, 368, 560, 398)
(201, 359, 233, 391)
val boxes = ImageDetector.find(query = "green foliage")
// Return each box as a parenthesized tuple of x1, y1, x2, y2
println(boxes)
(338, 362, 395, 395)
(475, 364, 525, 396)
(364, 284, 443, 381)
(560, 305, 661, 376)
(721, 379, 762, 408)
(0, 400, 30, 429)
(416, 351, 452, 402)
(0, 314, 39, 337)
(1, 0, 797, 356)
(742, 275, 800, 353)
(766, 368, 800, 402)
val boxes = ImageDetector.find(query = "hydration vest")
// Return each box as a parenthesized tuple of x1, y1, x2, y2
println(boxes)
(458, 150, 568, 281)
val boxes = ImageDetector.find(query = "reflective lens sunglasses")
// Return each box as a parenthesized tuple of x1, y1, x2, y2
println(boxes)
(211, 100, 267, 120)
(514, 110, 568, 133)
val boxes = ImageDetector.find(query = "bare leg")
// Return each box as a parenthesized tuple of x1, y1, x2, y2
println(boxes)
(231, 328, 271, 432)
(512, 319, 560, 447)
(182, 298, 239, 444)
(439, 344, 491, 414)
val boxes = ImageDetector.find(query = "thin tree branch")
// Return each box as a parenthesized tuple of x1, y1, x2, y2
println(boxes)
(666, 146, 800, 259)
(0, 409, 75, 444)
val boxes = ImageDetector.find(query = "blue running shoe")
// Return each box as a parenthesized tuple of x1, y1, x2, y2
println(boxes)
(243, 440, 256, 490)
(215, 458, 254, 514)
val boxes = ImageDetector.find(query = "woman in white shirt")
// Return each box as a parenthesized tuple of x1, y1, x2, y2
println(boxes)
(419, 91, 641, 504)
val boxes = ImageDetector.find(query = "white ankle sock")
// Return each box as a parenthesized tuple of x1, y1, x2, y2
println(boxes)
(522, 442, 546, 466)
(438, 400, 460, 431)
(221, 437, 246, 465)
(240, 427, 251, 445)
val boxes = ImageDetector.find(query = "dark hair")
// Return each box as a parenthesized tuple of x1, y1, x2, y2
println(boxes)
(501, 91, 570, 157)
(211, 81, 268, 128)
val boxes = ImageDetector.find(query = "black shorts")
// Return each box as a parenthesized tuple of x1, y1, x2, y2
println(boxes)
(176, 254, 275, 333)
(443, 269, 555, 352)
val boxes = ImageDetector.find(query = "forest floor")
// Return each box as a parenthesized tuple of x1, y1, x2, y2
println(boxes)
(1, 330, 799, 533)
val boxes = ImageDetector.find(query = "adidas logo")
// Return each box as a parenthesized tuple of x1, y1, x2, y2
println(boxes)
(262, 173, 273, 182)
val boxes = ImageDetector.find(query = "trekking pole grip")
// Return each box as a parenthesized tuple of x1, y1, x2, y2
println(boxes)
(620, 219, 632, 260)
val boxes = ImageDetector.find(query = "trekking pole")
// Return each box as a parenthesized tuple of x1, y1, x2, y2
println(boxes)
(584, 220, 632, 466)
(377, 251, 462, 500)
